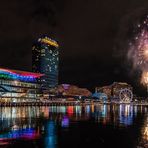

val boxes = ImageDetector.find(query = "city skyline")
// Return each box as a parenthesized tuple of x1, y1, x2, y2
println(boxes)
(0, 0, 148, 95)
(0, 1, 147, 148)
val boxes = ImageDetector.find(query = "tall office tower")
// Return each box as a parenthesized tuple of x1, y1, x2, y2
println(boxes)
(32, 36, 59, 89)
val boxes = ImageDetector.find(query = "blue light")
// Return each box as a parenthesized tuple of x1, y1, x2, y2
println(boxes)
(45, 121, 57, 148)
(0, 70, 37, 82)
(0, 128, 35, 139)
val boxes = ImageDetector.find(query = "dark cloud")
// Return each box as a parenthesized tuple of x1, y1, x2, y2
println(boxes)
(0, 0, 63, 70)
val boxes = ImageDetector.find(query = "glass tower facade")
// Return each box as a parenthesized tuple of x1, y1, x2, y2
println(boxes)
(32, 36, 59, 89)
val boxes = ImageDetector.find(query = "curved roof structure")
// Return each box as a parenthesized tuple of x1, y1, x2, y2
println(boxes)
(0, 68, 44, 82)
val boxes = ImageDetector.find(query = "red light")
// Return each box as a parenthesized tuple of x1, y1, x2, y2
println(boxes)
(67, 106, 74, 116)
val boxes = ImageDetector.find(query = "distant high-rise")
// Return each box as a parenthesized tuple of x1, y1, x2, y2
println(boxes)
(32, 36, 59, 88)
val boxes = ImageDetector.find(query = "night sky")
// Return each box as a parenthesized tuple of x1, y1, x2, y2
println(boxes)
(0, 0, 148, 94)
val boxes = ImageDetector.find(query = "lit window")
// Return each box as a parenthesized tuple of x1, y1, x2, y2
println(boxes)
(41, 49, 45, 53)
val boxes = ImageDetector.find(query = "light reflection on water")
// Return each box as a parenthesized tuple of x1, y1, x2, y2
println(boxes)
(139, 115, 148, 148)
(0, 104, 147, 147)
(44, 121, 57, 148)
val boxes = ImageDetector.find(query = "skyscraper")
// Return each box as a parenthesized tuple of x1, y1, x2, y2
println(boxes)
(32, 36, 59, 89)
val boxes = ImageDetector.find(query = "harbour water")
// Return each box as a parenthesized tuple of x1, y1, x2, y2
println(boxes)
(0, 104, 147, 148)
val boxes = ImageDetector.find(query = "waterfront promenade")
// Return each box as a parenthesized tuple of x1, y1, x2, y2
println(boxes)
(0, 100, 147, 107)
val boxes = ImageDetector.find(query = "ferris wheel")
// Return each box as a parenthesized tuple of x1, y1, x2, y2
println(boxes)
(119, 88, 133, 103)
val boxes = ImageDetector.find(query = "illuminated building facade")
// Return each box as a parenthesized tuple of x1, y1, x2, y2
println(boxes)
(111, 82, 133, 98)
(95, 86, 112, 98)
(95, 82, 133, 99)
(0, 68, 43, 102)
(32, 36, 59, 89)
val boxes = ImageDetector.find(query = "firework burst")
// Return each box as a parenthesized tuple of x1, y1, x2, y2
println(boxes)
(141, 71, 148, 86)
(128, 15, 148, 85)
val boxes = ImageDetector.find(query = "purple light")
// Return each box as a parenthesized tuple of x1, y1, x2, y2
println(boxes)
(61, 116, 69, 127)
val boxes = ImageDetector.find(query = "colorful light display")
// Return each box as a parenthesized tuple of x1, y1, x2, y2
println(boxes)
(128, 15, 148, 85)
(0, 68, 43, 82)
(0, 128, 40, 142)
(129, 31, 148, 68)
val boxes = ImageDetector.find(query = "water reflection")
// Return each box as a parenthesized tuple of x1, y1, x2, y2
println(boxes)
(138, 115, 148, 148)
(44, 121, 57, 148)
(0, 104, 147, 147)
(61, 116, 69, 128)
(119, 105, 133, 125)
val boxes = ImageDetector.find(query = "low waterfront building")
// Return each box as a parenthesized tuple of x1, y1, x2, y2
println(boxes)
(57, 84, 92, 97)
(92, 92, 108, 101)
(95, 85, 112, 98)
(0, 68, 43, 103)
(95, 82, 133, 102)
(111, 82, 133, 99)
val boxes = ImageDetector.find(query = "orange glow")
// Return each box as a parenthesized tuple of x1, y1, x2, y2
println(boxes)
(142, 45, 148, 60)
(40, 38, 59, 48)
(91, 105, 94, 113)
(144, 49, 148, 59)
(141, 71, 148, 85)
